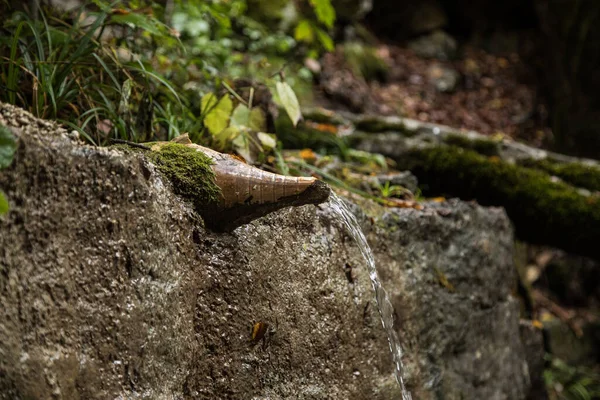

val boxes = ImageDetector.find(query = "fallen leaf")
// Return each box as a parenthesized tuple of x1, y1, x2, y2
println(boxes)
(276, 81, 301, 127)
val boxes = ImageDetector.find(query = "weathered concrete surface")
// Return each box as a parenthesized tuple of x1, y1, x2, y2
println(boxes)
(0, 103, 530, 399)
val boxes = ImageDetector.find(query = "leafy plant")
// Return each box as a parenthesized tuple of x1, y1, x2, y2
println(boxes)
(0, 4, 185, 144)
(0, 0, 318, 149)
(376, 181, 408, 199)
(294, 0, 336, 53)
(545, 356, 600, 400)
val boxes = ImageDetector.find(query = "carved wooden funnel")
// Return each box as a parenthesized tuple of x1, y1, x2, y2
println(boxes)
(149, 139, 330, 232)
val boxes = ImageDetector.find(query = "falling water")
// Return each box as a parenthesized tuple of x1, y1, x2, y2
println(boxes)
(329, 193, 412, 400)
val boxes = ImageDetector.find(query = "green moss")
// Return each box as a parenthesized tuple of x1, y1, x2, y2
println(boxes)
(275, 112, 350, 153)
(444, 133, 499, 156)
(518, 159, 600, 192)
(354, 117, 417, 136)
(302, 108, 347, 125)
(399, 146, 600, 259)
(147, 143, 221, 207)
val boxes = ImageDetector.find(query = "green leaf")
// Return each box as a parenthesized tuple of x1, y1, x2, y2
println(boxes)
(201, 93, 218, 114)
(0, 125, 17, 169)
(202, 94, 233, 135)
(294, 20, 314, 43)
(248, 108, 267, 132)
(257, 132, 277, 149)
(214, 126, 240, 148)
(206, 7, 231, 29)
(118, 79, 133, 115)
(232, 133, 252, 162)
(0, 191, 8, 215)
(309, 0, 336, 29)
(230, 104, 251, 128)
(275, 81, 301, 127)
(230, 106, 267, 146)
(110, 13, 165, 36)
(90, 0, 112, 12)
(315, 27, 334, 51)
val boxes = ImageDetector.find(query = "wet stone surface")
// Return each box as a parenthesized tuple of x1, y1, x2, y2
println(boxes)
(0, 103, 530, 399)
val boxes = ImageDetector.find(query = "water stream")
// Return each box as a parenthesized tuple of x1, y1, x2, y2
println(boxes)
(329, 193, 412, 400)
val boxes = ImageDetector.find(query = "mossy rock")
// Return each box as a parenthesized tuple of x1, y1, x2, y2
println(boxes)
(399, 146, 600, 259)
(275, 112, 349, 153)
(444, 133, 499, 156)
(517, 158, 600, 193)
(354, 117, 417, 135)
(146, 143, 221, 208)
(302, 108, 349, 125)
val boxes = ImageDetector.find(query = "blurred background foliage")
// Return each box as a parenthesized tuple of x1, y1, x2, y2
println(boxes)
(0, 0, 334, 150)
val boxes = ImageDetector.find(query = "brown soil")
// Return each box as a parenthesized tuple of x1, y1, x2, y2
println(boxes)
(317, 43, 553, 148)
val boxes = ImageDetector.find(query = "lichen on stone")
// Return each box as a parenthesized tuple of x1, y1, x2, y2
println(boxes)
(147, 142, 222, 207)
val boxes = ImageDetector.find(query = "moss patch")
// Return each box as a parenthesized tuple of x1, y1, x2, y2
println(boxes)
(302, 108, 347, 125)
(398, 146, 600, 259)
(518, 159, 600, 192)
(444, 133, 499, 156)
(354, 117, 417, 136)
(275, 113, 349, 152)
(147, 143, 221, 207)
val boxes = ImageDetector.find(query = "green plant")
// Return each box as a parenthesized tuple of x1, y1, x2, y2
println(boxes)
(1, 0, 318, 150)
(294, 0, 336, 54)
(0, 125, 16, 215)
(545, 356, 600, 400)
(0, 4, 183, 144)
(376, 181, 408, 199)
(198, 74, 302, 165)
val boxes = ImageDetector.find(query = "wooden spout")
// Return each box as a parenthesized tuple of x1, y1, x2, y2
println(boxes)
(149, 138, 331, 231)
(187, 143, 330, 231)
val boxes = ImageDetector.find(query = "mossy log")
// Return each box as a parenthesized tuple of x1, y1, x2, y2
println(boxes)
(398, 146, 600, 259)
(348, 114, 600, 193)
(280, 109, 600, 193)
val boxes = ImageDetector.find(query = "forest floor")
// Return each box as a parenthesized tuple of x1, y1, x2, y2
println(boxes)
(315, 41, 553, 149)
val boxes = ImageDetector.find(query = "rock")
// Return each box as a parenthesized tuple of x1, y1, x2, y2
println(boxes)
(349, 113, 600, 260)
(427, 63, 461, 93)
(0, 103, 531, 399)
(540, 252, 600, 307)
(520, 321, 549, 400)
(320, 51, 374, 113)
(408, 30, 458, 61)
(371, 171, 419, 193)
(543, 316, 600, 366)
